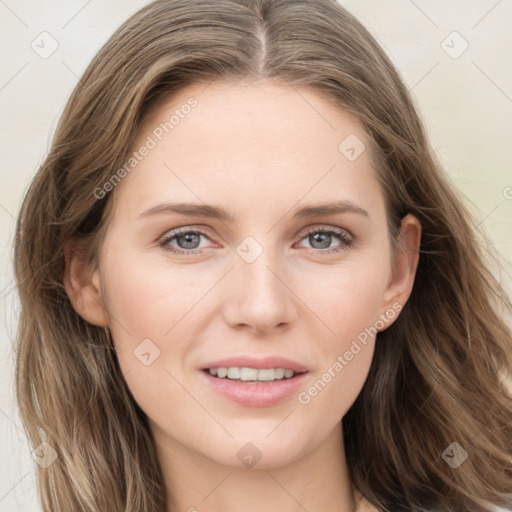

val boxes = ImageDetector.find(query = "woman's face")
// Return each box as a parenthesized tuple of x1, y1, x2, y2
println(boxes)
(71, 78, 420, 469)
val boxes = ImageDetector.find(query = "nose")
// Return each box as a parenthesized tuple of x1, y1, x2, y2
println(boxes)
(222, 247, 297, 335)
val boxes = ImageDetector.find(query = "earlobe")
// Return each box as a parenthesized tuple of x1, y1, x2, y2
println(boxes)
(63, 237, 110, 327)
(378, 214, 421, 328)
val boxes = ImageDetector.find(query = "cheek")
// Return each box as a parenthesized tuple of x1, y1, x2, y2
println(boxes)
(102, 247, 207, 338)
(296, 252, 390, 412)
(304, 252, 391, 346)
(99, 249, 205, 381)
(101, 254, 206, 433)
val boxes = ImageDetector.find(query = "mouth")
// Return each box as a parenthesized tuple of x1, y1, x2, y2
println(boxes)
(203, 366, 306, 382)
(200, 366, 309, 407)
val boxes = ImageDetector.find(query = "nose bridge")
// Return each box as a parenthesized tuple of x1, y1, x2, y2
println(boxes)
(223, 235, 296, 333)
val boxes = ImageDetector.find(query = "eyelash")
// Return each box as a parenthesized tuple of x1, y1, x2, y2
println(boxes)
(159, 226, 354, 256)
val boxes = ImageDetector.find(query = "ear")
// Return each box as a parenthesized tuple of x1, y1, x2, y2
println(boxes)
(378, 213, 421, 328)
(63, 237, 110, 327)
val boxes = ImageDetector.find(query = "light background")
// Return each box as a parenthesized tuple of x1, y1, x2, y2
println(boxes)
(1, 0, 511, 510)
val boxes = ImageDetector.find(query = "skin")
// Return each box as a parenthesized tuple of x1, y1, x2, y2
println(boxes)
(65, 78, 421, 512)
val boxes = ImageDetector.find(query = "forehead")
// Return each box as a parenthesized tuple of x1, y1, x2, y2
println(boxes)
(111, 78, 383, 220)
(140, 78, 367, 155)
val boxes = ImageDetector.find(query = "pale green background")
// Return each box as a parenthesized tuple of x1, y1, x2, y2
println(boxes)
(0, 1, 511, 510)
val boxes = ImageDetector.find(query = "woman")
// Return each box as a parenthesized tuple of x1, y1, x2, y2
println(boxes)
(13, 0, 512, 511)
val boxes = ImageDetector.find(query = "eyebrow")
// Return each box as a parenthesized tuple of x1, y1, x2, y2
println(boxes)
(137, 200, 369, 222)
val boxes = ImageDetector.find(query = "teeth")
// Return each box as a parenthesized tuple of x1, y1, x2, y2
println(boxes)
(216, 367, 227, 378)
(208, 367, 297, 381)
(240, 367, 258, 380)
(274, 368, 286, 379)
(227, 367, 240, 379)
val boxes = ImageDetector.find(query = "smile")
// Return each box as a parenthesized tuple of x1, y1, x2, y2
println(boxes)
(200, 368, 309, 407)
(207, 366, 301, 381)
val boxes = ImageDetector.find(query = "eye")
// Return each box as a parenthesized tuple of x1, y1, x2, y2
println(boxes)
(296, 226, 354, 254)
(159, 228, 213, 255)
(159, 226, 354, 256)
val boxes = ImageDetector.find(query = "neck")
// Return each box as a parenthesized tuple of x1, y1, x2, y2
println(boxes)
(151, 421, 359, 512)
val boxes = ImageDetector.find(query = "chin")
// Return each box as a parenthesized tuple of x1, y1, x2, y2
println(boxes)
(202, 435, 309, 470)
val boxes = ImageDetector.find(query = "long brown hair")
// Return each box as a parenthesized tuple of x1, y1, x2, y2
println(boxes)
(13, 1, 512, 511)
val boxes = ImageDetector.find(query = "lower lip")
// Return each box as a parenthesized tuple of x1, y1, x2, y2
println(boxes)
(200, 370, 309, 407)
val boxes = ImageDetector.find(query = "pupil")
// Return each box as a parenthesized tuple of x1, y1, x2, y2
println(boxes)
(310, 233, 331, 249)
(178, 233, 200, 249)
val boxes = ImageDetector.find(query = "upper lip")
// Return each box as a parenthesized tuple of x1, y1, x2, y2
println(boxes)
(200, 356, 309, 373)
